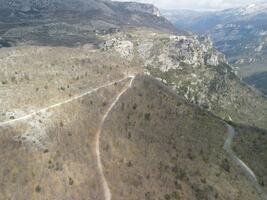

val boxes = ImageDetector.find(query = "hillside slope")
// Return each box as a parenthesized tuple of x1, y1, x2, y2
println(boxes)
(1, 28, 267, 129)
(0, 72, 264, 200)
(232, 123, 267, 197)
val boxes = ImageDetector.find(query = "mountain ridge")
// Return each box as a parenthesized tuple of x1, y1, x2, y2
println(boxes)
(0, 0, 178, 47)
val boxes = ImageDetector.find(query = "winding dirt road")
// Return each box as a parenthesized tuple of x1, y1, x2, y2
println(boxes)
(0, 76, 131, 127)
(1, 75, 265, 200)
(95, 75, 135, 200)
(0, 75, 135, 200)
(224, 123, 267, 200)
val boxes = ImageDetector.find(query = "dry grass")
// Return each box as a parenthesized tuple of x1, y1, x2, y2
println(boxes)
(0, 45, 140, 122)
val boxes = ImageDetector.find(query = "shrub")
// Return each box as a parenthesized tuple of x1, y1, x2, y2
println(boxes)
(145, 113, 151, 121)
(221, 158, 230, 172)
(1, 80, 8, 85)
(69, 177, 74, 185)
(164, 194, 171, 200)
(35, 185, 41, 193)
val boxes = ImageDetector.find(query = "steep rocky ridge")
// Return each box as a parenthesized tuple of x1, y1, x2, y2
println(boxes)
(100, 29, 267, 130)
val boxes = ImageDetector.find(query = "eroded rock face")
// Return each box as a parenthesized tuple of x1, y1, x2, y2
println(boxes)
(102, 33, 226, 69)
(161, 35, 226, 69)
(101, 39, 134, 60)
(117, 2, 161, 17)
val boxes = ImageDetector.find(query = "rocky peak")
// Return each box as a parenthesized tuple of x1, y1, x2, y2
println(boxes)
(117, 2, 161, 17)
(239, 2, 267, 16)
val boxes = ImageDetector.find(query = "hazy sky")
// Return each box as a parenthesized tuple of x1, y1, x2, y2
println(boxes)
(116, 0, 264, 10)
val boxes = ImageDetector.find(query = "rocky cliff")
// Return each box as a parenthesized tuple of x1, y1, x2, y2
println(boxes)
(116, 2, 161, 17)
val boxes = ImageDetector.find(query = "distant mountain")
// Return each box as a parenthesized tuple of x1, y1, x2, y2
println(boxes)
(163, 3, 267, 65)
(0, 0, 177, 47)
(0, 0, 163, 18)
(163, 3, 267, 96)
(162, 9, 212, 32)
